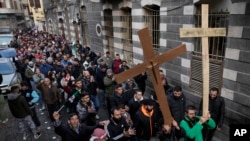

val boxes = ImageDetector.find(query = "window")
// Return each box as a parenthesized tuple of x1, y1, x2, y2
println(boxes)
(29, 0, 34, 7)
(59, 19, 65, 37)
(73, 21, 80, 41)
(103, 9, 114, 57)
(80, 6, 90, 46)
(190, 7, 229, 95)
(14, 1, 17, 9)
(10, 0, 14, 8)
(121, 8, 133, 66)
(34, 0, 41, 8)
(122, 8, 132, 44)
(143, 6, 160, 49)
(0, 2, 6, 8)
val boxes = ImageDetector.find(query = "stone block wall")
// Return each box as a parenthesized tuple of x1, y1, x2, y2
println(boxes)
(83, 1, 104, 52)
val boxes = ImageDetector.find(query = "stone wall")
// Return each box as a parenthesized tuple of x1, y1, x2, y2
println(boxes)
(44, 1, 250, 140)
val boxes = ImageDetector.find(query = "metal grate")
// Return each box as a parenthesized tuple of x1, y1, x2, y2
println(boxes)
(143, 6, 160, 49)
(80, 6, 90, 45)
(103, 9, 114, 57)
(193, 11, 229, 60)
(191, 56, 223, 94)
(121, 8, 133, 67)
(190, 10, 229, 95)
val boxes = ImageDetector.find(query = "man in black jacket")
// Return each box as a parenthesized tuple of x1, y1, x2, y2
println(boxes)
(53, 111, 107, 141)
(8, 86, 41, 140)
(110, 84, 129, 110)
(199, 87, 225, 141)
(20, 81, 41, 132)
(167, 86, 186, 124)
(107, 107, 135, 141)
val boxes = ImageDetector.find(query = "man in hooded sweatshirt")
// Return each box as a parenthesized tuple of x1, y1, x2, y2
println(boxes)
(7, 86, 41, 140)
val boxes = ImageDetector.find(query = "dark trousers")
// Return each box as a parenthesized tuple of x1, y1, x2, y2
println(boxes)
(106, 96, 112, 115)
(203, 128, 216, 141)
(47, 102, 59, 121)
(31, 107, 41, 127)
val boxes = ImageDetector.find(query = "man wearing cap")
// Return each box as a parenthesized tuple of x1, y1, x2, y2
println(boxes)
(103, 69, 117, 112)
(133, 98, 163, 141)
(25, 61, 36, 90)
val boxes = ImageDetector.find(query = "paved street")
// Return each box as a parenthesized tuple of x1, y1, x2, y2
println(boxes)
(0, 98, 109, 141)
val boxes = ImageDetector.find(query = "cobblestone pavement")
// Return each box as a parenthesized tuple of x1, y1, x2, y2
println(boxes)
(0, 98, 109, 141)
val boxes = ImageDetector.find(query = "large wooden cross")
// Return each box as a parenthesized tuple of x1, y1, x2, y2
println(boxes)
(180, 4, 226, 116)
(115, 27, 187, 125)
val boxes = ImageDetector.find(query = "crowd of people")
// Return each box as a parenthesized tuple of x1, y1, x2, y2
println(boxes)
(0, 27, 225, 141)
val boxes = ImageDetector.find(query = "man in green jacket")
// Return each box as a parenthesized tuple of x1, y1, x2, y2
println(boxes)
(180, 105, 215, 141)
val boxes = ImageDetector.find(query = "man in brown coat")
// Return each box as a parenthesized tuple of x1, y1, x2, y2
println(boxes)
(37, 77, 60, 121)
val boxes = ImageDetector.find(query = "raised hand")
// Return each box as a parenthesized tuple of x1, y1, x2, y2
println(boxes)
(172, 120, 180, 130)
(128, 127, 136, 135)
(53, 111, 60, 121)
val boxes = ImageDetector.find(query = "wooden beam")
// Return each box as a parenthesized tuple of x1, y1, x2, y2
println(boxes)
(115, 62, 149, 84)
(201, 4, 209, 116)
(179, 28, 226, 37)
(148, 65, 173, 126)
(115, 44, 187, 83)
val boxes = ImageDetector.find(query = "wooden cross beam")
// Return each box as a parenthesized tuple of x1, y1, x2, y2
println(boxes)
(179, 4, 226, 116)
(115, 27, 187, 125)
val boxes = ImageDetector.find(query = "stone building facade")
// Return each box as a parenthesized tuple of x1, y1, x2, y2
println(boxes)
(44, 0, 250, 140)
(0, 0, 31, 29)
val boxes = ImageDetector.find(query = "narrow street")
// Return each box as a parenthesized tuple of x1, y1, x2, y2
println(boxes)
(0, 98, 109, 141)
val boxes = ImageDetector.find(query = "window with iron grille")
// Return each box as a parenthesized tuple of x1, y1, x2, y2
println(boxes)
(190, 7, 229, 95)
(80, 6, 90, 46)
(103, 9, 114, 57)
(143, 6, 160, 49)
(121, 8, 133, 67)
(121, 8, 132, 45)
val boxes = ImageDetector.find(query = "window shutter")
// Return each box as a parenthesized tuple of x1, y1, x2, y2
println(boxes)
(190, 56, 223, 95)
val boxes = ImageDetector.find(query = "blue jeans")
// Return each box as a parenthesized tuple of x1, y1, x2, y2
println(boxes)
(91, 95, 99, 111)
(38, 92, 44, 107)
(30, 80, 36, 91)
